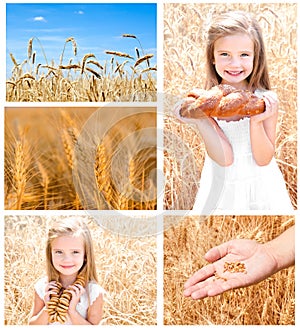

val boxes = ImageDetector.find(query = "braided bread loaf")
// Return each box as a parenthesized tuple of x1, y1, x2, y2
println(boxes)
(179, 84, 265, 119)
(47, 275, 86, 324)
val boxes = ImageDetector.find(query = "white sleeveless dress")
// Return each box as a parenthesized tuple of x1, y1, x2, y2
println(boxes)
(35, 277, 105, 325)
(192, 116, 293, 214)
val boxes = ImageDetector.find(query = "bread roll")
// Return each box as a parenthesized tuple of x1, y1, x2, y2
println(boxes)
(179, 84, 265, 118)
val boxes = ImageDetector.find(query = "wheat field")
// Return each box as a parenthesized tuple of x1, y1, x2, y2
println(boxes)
(164, 215, 295, 325)
(5, 106, 157, 210)
(6, 35, 156, 102)
(163, 3, 297, 210)
(4, 215, 157, 325)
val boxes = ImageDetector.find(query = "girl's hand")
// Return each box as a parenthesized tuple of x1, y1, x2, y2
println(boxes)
(173, 89, 209, 123)
(250, 91, 278, 123)
(183, 239, 278, 300)
(44, 281, 60, 306)
(173, 97, 198, 123)
(67, 284, 86, 314)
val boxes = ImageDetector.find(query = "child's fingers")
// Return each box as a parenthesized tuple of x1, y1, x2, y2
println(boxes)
(187, 88, 204, 98)
(262, 91, 278, 102)
(68, 284, 85, 297)
(262, 93, 278, 111)
(45, 281, 59, 293)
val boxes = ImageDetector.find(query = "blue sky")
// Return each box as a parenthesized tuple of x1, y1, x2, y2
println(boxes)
(6, 3, 157, 77)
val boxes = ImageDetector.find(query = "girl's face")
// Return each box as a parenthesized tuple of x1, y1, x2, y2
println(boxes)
(51, 235, 85, 277)
(213, 33, 254, 89)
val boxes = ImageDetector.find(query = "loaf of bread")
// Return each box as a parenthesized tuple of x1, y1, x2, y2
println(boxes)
(179, 84, 265, 119)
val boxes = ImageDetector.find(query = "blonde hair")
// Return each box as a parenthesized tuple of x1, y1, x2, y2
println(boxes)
(205, 11, 271, 91)
(46, 217, 98, 284)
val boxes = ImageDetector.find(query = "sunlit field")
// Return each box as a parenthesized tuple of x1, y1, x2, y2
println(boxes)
(6, 35, 156, 102)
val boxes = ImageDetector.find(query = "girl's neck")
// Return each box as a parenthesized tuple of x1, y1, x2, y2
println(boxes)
(59, 273, 78, 288)
(221, 80, 250, 91)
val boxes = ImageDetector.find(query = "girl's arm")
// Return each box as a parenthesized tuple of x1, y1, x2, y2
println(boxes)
(28, 292, 49, 325)
(68, 293, 104, 325)
(173, 98, 233, 166)
(195, 118, 233, 166)
(250, 92, 278, 165)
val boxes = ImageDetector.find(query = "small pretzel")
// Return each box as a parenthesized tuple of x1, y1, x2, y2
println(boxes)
(47, 275, 86, 324)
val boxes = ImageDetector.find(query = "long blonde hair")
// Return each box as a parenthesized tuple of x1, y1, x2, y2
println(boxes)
(205, 10, 271, 91)
(46, 217, 98, 284)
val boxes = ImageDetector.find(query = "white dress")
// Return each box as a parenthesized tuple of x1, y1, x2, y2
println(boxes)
(193, 116, 293, 214)
(35, 277, 105, 325)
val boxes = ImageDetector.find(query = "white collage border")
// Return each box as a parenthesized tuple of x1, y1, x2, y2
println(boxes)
(1, 0, 299, 327)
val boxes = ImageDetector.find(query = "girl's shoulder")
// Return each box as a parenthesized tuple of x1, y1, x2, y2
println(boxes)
(254, 88, 278, 100)
(34, 276, 48, 299)
(34, 276, 48, 287)
(87, 281, 106, 304)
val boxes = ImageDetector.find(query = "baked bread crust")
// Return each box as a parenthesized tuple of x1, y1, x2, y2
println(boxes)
(179, 84, 265, 118)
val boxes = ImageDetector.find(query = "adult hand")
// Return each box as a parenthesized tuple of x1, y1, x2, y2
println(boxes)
(183, 239, 278, 300)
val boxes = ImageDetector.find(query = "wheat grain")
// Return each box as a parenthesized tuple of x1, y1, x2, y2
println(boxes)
(27, 38, 33, 59)
(81, 53, 96, 74)
(85, 67, 101, 79)
(134, 54, 154, 68)
(59, 64, 81, 70)
(105, 50, 134, 59)
(135, 47, 140, 58)
(87, 60, 104, 70)
(9, 53, 18, 67)
(65, 37, 77, 56)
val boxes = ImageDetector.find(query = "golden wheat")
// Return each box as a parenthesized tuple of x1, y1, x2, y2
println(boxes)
(134, 54, 154, 68)
(5, 106, 157, 210)
(6, 36, 156, 102)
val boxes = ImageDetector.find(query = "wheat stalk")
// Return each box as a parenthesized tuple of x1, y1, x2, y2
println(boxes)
(36, 160, 49, 209)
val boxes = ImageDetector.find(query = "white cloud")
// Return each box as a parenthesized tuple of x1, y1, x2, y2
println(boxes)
(33, 16, 47, 22)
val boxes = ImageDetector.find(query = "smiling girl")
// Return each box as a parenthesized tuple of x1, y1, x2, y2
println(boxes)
(174, 11, 293, 212)
(29, 217, 104, 325)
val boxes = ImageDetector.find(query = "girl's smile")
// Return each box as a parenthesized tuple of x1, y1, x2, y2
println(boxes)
(213, 33, 254, 89)
(60, 265, 76, 269)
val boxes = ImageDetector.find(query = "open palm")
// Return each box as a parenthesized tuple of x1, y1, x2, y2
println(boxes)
(183, 239, 278, 299)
